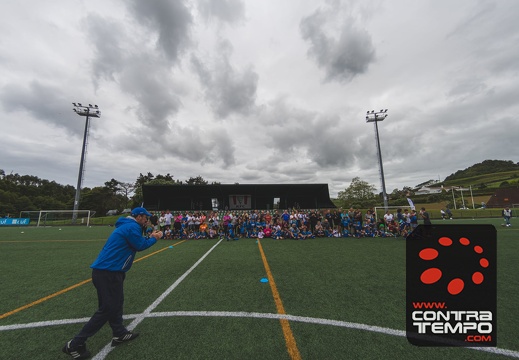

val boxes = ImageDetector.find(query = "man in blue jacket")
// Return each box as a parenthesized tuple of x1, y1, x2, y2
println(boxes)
(63, 207, 162, 359)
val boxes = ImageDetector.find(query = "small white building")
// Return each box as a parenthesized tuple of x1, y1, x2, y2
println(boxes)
(415, 186, 442, 195)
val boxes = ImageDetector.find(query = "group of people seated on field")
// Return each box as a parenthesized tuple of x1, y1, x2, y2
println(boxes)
(146, 207, 418, 240)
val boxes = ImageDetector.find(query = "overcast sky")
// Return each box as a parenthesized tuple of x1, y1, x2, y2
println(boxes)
(1, 0, 518, 198)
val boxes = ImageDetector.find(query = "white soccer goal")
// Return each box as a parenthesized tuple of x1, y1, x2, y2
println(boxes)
(20, 210, 94, 227)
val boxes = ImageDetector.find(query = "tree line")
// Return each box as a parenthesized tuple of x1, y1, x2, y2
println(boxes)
(0, 169, 216, 217)
(0, 168, 464, 217)
(3, 160, 513, 217)
(1, 167, 397, 216)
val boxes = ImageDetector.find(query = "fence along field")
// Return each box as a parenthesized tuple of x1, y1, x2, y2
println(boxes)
(0, 220, 518, 359)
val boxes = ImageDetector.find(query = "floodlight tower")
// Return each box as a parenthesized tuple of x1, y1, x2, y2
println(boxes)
(72, 103, 101, 223)
(366, 109, 389, 210)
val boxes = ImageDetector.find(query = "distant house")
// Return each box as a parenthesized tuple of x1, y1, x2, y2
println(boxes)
(444, 186, 471, 193)
(415, 186, 442, 195)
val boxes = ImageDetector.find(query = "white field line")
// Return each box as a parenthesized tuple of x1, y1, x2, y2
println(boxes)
(2, 311, 518, 359)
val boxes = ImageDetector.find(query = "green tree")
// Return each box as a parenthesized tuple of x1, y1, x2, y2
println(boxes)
(155, 173, 175, 182)
(185, 175, 208, 185)
(337, 177, 378, 208)
(131, 173, 181, 207)
(32, 196, 68, 210)
(81, 187, 122, 215)
(118, 182, 135, 208)
(104, 178, 122, 195)
(14, 195, 36, 212)
(0, 189, 17, 215)
(500, 181, 510, 188)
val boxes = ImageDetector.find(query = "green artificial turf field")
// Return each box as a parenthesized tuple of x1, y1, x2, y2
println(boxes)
(0, 218, 517, 360)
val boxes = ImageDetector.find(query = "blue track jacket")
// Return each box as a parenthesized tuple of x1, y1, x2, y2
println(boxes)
(91, 216, 157, 272)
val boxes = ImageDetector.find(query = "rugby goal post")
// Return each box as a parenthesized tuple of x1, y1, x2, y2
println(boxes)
(20, 210, 94, 227)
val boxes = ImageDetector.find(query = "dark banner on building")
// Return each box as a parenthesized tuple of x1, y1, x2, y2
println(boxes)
(229, 195, 251, 210)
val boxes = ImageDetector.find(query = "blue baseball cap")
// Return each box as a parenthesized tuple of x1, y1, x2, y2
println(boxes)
(131, 207, 152, 217)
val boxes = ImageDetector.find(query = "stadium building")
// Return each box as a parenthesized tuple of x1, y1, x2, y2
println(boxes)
(142, 184, 336, 211)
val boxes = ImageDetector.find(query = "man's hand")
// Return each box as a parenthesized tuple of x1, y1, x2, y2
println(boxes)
(151, 231, 163, 239)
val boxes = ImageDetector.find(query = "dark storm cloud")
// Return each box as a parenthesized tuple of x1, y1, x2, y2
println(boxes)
(197, 0, 245, 24)
(256, 97, 316, 126)
(212, 129, 236, 167)
(128, 0, 192, 63)
(118, 57, 182, 129)
(0, 81, 84, 135)
(257, 100, 361, 169)
(85, 13, 183, 131)
(191, 42, 258, 119)
(158, 126, 236, 168)
(85, 14, 126, 84)
(300, 7, 375, 83)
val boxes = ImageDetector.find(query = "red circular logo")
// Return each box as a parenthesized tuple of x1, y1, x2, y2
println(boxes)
(418, 236, 488, 295)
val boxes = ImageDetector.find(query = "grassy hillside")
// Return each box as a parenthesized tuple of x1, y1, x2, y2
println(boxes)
(441, 170, 519, 190)
(444, 159, 519, 181)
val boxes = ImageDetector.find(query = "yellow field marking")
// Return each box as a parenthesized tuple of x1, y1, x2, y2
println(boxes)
(0, 241, 185, 320)
(257, 239, 302, 360)
(134, 240, 186, 263)
(0, 279, 92, 320)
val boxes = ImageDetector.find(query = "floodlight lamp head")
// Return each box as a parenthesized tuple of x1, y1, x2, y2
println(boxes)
(89, 104, 93, 107)
(94, 104, 98, 108)
(78, 103, 82, 106)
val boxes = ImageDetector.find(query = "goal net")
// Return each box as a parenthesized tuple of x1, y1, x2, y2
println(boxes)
(20, 210, 95, 227)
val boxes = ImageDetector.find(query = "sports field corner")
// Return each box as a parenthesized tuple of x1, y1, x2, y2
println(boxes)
(0, 218, 518, 359)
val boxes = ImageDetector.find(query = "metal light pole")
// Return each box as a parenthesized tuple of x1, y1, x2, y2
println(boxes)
(72, 103, 101, 223)
(366, 109, 389, 210)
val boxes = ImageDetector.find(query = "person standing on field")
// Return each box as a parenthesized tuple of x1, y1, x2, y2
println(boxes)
(503, 206, 512, 227)
(62, 207, 162, 359)
(420, 207, 432, 225)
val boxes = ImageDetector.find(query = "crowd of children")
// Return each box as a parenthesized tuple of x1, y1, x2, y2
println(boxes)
(146, 207, 421, 240)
